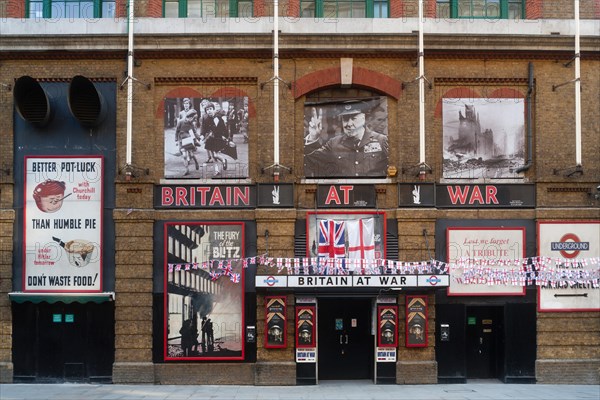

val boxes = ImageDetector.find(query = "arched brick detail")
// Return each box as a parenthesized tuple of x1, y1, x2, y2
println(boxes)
(6, 0, 25, 18)
(353, 67, 402, 99)
(292, 67, 402, 99)
(155, 88, 204, 119)
(526, 0, 542, 19)
(434, 87, 481, 118)
(292, 67, 341, 98)
(146, 0, 163, 18)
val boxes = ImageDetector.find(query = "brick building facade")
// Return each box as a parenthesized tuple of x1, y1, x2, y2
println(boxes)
(0, 0, 599, 386)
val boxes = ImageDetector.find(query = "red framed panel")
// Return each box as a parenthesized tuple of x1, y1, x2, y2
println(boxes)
(447, 226, 526, 296)
(265, 296, 287, 348)
(305, 211, 387, 259)
(377, 305, 398, 347)
(163, 221, 245, 361)
(296, 305, 316, 348)
(23, 155, 104, 293)
(406, 296, 428, 348)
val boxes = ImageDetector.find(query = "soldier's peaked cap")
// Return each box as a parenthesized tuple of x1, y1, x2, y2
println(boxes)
(338, 102, 366, 117)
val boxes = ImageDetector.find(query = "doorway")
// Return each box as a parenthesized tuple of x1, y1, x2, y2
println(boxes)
(12, 301, 114, 382)
(465, 306, 503, 379)
(317, 297, 373, 380)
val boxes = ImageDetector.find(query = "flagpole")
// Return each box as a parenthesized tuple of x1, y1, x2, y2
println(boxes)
(574, 0, 581, 167)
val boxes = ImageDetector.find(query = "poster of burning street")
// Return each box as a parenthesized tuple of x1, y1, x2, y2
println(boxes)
(442, 98, 525, 179)
(164, 222, 245, 360)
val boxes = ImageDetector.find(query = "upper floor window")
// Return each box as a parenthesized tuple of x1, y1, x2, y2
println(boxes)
(164, 0, 253, 18)
(436, 0, 524, 19)
(300, 0, 389, 18)
(28, 0, 116, 18)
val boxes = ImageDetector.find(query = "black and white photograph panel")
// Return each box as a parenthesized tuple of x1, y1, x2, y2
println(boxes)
(442, 98, 525, 179)
(303, 97, 389, 178)
(164, 97, 249, 179)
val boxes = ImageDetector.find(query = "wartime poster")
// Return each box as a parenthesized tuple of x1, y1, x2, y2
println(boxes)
(303, 97, 388, 178)
(447, 227, 526, 296)
(442, 98, 525, 179)
(265, 296, 286, 348)
(405, 297, 427, 348)
(164, 97, 249, 179)
(538, 221, 600, 312)
(377, 305, 398, 348)
(296, 306, 316, 347)
(164, 222, 244, 360)
(24, 156, 103, 292)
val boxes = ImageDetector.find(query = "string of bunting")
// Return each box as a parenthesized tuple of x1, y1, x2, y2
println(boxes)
(167, 255, 600, 287)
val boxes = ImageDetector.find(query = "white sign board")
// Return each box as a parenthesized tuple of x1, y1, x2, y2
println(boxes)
(538, 221, 600, 312)
(24, 156, 103, 292)
(447, 227, 526, 296)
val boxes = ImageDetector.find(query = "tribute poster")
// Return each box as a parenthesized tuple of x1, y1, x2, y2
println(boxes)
(447, 227, 526, 296)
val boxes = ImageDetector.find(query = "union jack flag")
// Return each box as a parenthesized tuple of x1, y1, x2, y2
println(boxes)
(229, 273, 241, 283)
(209, 271, 221, 281)
(318, 219, 346, 259)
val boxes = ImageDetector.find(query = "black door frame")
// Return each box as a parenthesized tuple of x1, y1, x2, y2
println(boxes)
(465, 305, 504, 380)
(317, 296, 375, 381)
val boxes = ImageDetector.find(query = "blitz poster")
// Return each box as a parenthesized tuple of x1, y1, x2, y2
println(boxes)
(538, 221, 600, 312)
(447, 227, 526, 296)
(442, 98, 525, 179)
(164, 97, 249, 179)
(296, 306, 315, 347)
(405, 297, 427, 348)
(24, 156, 103, 292)
(265, 296, 286, 348)
(164, 222, 244, 360)
(303, 97, 388, 178)
(377, 305, 397, 348)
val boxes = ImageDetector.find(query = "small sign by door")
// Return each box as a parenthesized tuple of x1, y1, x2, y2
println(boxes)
(52, 314, 62, 323)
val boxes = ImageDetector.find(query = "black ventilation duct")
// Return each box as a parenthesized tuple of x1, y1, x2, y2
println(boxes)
(14, 76, 53, 127)
(68, 75, 107, 128)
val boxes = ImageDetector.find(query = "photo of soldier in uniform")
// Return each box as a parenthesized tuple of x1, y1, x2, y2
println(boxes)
(303, 97, 389, 178)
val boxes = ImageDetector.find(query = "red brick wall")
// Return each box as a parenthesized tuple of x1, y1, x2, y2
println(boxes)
(390, 0, 404, 18)
(146, 0, 163, 17)
(526, 0, 542, 19)
(6, 0, 25, 18)
(286, 0, 300, 18)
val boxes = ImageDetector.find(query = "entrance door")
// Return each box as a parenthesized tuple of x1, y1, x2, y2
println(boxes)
(465, 306, 503, 379)
(12, 302, 114, 382)
(318, 297, 373, 380)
